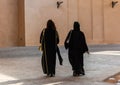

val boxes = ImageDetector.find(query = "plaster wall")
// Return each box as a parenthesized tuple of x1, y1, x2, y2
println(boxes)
(0, 0, 18, 47)
(104, 0, 120, 43)
(92, 0, 104, 43)
(24, 0, 94, 46)
(18, 0, 25, 46)
(1, 0, 120, 47)
(24, 0, 68, 46)
(78, 0, 93, 43)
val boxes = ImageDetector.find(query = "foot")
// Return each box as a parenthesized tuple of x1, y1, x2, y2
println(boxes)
(80, 67, 85, 75)
(60, 59, 63, 65)
(47, 74, 55, 77)
(79, 71, 85, 76)
(81, 72, 85, 75)
(73, 71, 79, 77)
(50, 74, 55, 77)
(79, 73, 85, 76)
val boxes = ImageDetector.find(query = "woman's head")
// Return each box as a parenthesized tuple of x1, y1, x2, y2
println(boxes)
(73, 21, 80, 30)
(47, 19, 56, 30)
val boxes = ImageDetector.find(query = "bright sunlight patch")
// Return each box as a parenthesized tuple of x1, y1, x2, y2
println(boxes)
(103, 72, 120, 84)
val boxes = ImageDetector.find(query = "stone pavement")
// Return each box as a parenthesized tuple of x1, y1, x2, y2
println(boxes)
(0, 44, 120, 85)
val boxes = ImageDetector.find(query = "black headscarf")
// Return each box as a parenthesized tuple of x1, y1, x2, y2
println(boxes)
(73, 22, 80, 31)
(47, 19, 56, 30)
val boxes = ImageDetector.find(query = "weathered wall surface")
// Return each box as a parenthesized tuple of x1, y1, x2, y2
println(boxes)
(104, 0, 120, 43)
(92, 0, 104, 43)
(0, 0, 18, 47)
(1, 0, 120, 47)
(24, 0, 94, 46)
(18, 0, 25, 46)
(79, 0, 93, 43)
(24, 0, 68, 46)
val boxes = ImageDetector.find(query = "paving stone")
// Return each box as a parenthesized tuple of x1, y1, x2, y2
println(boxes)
(0, 44, 120, 85)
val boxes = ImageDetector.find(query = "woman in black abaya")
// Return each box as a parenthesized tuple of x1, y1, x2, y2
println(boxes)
(40, 20, 59, 77)
(64, 22, 89, 76)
